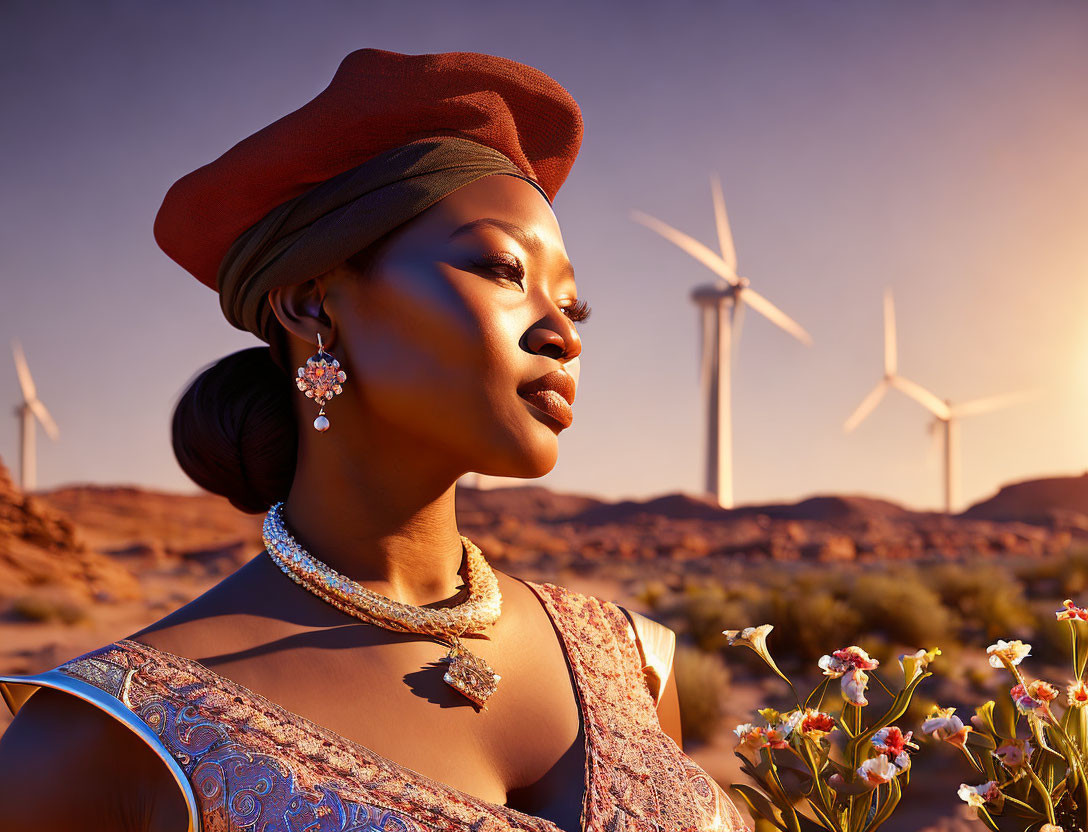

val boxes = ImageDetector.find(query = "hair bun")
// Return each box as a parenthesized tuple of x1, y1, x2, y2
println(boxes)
(172, 346, 297, 514)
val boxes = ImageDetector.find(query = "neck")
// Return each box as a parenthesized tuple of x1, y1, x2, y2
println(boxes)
(279, 421, 473, 608)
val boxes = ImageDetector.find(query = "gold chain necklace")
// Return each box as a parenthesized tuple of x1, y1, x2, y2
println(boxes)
(262, 501, 503, 708)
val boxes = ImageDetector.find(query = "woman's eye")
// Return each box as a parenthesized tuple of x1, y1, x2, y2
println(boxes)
(477, 253, 525, 284)
(475, 253, 591, 324)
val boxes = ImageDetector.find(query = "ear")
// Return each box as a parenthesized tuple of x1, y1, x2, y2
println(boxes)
(267, 277, 334, 352)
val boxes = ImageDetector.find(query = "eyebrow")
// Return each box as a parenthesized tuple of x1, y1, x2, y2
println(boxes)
(448, 218, 577, 286)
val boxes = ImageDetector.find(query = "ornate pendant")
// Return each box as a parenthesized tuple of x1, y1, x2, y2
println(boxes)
(441, 637, 500, 709)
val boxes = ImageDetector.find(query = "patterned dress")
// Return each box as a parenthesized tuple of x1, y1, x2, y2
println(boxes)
(0, 578, 751, 832)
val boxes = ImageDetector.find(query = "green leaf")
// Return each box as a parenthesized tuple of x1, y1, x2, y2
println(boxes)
(992, 693, 1019, 741)
(729, 783, 787, 829)
(848, 790, 874, 832)
(764, 746, 803, 832)
(973, 701, 999, 739)
(966, 731, 997, 752)
(806, 677, 832, 713)
(865, 777, 901, 831)
(1072, 620, 1088, 680)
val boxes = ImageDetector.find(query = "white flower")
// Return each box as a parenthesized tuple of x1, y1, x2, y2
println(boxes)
(857, 755, 901, 786)
(986, 639, 1031, 668)
(958, 780, 1001, 808)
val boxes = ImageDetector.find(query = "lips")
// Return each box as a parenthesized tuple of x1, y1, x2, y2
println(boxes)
(517, 370, 575, 428)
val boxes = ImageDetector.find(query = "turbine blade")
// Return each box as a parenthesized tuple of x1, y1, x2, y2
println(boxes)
(891, 375, 952, 419)
(11, 339, 37, 401)
(953, 388, 1042, 418)
(709, 173, 738, 275)
(735, 286, 813, 346)
(844, 381, 888, 433)
(884, 288, 897, 377)
(630, 209, 739, 285)
(28, 398, 59, 440)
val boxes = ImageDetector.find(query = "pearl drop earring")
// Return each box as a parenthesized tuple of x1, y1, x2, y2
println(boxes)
(295, 333, 347, 432)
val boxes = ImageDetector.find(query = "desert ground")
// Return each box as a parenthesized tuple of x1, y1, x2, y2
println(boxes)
(3, 455, 1088, 831)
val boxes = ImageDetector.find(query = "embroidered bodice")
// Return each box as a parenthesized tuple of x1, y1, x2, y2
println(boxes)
(0, 579, 751, 831)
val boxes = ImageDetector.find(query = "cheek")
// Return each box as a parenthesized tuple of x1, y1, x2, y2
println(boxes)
(336, 269, 520, 431)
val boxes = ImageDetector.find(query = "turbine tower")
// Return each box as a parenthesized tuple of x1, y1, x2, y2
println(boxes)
(11, 339, 59, 492)
(632, 174, 813, 509)
(843, 288, 1039, 513)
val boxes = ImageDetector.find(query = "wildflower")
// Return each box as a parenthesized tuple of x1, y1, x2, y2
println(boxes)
(748, 707, 799, 748)
(797, 708, 837, 742)
(1056, 599, 1088, 621)
(757, 706, 783, 725)
(1026, 679, 1058, 703)
(762, 727, 791, 749)
(857, 755, 902, 787)
(723, 625, 774, 659)
(819, 645, 880, 675)
(733, 723, 768, 751)
(987, 639, 1031, 668)
(921, 705, 973, 749)
(819, 646, 879, 706)
(957, 780, 1002, 809)
(872, 726, 918, 770)
(1010, 682, 1057, 720)
(995, 738, 1033, 770)
(899, 647, 942, 684)
(1067, 679, 1088, 707)
(779, 708, 805, 736)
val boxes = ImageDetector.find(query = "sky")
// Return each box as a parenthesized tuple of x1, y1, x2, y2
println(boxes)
(1, 0, 1086, 513)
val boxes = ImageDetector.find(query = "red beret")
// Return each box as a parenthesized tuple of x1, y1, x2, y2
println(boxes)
(154, 48, 584, 291)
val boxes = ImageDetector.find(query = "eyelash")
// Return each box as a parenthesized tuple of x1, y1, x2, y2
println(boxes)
(477, 252, 592, 324)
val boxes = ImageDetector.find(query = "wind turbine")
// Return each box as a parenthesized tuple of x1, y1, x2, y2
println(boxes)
(632, 174, 813, 509)
(11, 339, 59, 492)
(843, 288, 1039, 513)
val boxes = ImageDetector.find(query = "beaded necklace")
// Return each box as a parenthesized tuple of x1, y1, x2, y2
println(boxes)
(262, 501, 502, 708)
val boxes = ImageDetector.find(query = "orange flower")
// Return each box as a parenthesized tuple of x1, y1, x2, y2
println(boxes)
(921, 705, 973, 749)
(1027, 679, 1058, 703)
(1056, 599, 1088, 621)
(1067, 679, 1088, 707)
(798, 709, 837, 742)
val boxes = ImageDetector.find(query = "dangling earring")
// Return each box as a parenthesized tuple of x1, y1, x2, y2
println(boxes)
(296, 333, 347, 432)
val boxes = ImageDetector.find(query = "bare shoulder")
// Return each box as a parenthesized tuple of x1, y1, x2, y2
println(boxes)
(0, 685, 188, 831)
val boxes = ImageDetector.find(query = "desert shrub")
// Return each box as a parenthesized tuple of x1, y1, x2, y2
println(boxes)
(847, 569, 954, 648)
(1059, 547, 1088, 597)
(1012, 555, 1068, 598)
(683, 595, 761, 652)
(12, 591, 89, 625)
(674, 643, 730, 745)
(926, 561, 1033, 641)
(1022, 597, 1074, 666)
(633, 578, 670, 611)
(764, 588, 864, 666)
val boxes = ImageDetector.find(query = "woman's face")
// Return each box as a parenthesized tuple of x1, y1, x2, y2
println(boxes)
(315, 173, 584, 480)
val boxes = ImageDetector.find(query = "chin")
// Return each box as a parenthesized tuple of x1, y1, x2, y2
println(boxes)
(477, 430, 560, 480)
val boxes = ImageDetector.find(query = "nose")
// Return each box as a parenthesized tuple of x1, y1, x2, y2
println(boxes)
(525, 319, 581, 363)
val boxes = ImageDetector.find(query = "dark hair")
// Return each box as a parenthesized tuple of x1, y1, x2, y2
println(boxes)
(171, 341, 298, 514)
(171, 233, 400, 514)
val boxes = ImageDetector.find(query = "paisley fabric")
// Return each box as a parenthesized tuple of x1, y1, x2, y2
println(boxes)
(3, 579, 751, 832)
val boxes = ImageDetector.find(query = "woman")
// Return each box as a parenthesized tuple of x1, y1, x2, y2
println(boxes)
(0, 48, 751, 832)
